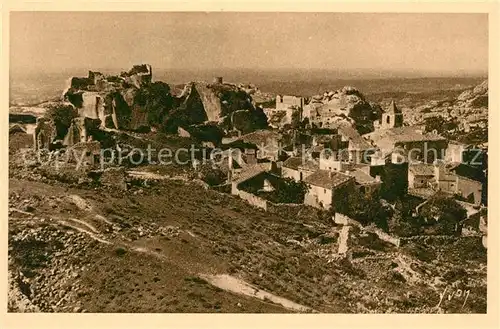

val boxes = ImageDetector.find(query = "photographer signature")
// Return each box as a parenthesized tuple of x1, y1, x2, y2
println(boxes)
(436, 286, 470, 309)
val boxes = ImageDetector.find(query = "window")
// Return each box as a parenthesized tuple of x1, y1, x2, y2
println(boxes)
(324, 188, 327, 194)
(386, 116, 390, 124)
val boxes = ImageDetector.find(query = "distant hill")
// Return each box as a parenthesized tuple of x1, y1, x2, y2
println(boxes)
(10, 68, 486, 105)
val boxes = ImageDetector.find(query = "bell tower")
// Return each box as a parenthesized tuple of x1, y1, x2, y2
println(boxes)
(380, 100, 403, 129)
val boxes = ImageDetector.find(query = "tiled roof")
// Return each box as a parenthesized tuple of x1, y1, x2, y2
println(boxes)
(283, 156, 318, 171)
(409, 163, 435, 176)
(303, 170, 354, 189)
(447, 162, 484, 182)
(333, 123, 372, 150)
(350, 169, 378, 185)
(365, 126, 446, 145)
(232, 163, 268, 185)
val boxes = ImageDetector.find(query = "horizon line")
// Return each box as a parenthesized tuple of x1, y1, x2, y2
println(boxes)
(10, 67, 488, 78)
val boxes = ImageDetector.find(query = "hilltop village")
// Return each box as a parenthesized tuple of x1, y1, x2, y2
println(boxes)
(9, 65, 488, 238)
(8, 65, 488, 313)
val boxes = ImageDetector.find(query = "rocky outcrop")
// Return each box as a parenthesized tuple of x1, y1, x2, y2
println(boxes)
(173, 81, 266, 135)
(56, 65, 267, 146)
(63, 117, 102, 147)
(120, 64, 152, 89)
(457, 80, 488, 108)
(34, 117, 58, 150)
(307, 86, 378, 134)
(191, 83, 223, 122)
(63, 65, 156, 131)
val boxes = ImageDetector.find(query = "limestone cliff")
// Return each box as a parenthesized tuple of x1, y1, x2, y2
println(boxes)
(173, 81, 266, 134)
(54, 65, 268, 147)
(63, 65, 157, 131)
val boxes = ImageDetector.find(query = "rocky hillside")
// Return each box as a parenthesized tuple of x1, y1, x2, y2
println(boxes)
(403, 80, 488, 128)
(456, 80, 488, 108)
(8, 172, 486, 313)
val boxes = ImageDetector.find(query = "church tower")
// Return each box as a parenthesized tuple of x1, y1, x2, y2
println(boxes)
(380, 100, 403, 129)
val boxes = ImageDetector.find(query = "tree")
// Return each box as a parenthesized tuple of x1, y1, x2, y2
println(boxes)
(388, 198, 426, 236)
(424, 116, 458, 138)
(418, 194, 467, 235)
(332, 189, 390, 229)
(252, 177, 310, 204)
(133, 81, 174, 126)
(198, 164, 227, 186)
(290, 106, 301, 128)
(275, 177, 309, 204)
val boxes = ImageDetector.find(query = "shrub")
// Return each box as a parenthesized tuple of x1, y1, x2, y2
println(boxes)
(115, 247, 127, 257)
(45, 104, 78, 139)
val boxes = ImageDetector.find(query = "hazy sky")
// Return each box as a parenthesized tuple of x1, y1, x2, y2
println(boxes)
(10, 12, 488, 75)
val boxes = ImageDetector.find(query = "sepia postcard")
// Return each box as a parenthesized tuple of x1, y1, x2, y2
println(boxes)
(2, 1, 499, 329)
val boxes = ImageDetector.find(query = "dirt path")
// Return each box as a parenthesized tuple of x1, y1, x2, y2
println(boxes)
(56, 219, 112, 245)
(200, 274, 315, 313)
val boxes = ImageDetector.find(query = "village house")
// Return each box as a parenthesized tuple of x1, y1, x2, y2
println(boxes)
(232, 130, 284, 162)
(367, 149, 409, 199)
(445, 140, 486, 168)
(299, 123, 372, 164)
(229, 163, 278, 210)
(303, 170, 355, 209)
(335, 124, 373, 164)
(282, 156, 318, 182)
(364, 126, 447, 164)
(263, 95, 305, 129)
(275, 95, 305, 112)
(349, 164, 382, 195)
(408, 163, 435, 189)
(318, 149, 381, 194)
(434, 162, 484, 205)
(445, 141, 470, 163)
